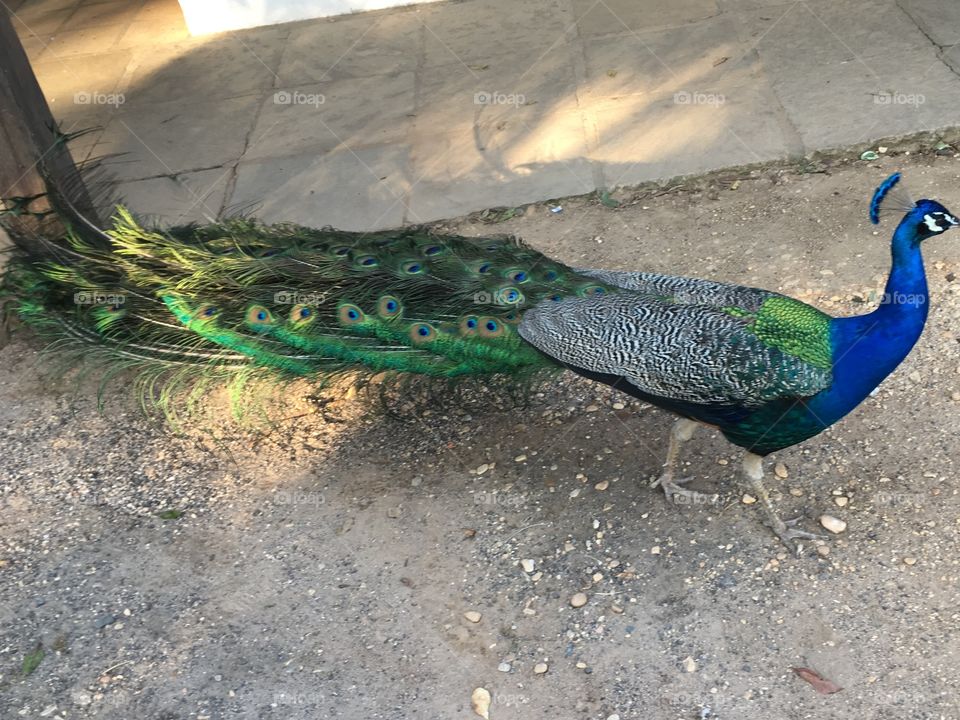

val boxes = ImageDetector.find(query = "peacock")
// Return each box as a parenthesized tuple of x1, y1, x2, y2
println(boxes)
(2, 172, 955, 549)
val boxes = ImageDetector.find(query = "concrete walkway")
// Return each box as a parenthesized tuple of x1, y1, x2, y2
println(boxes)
(8, 0, 960, 230)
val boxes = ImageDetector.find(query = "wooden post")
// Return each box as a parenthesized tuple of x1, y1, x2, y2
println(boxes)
(0, 7, 95, 244)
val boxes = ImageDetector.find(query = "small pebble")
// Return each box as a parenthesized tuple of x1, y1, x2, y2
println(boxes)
(386, 507, 402, 518)
(612, 402, 625, 410)
(594, 480, 609, 491)
(464, 611, 482, 623)
(569, 488, 581, 499)
(592, 572, 603, 582)
(585, 404, 599, 412)
(789, 488, 804, 497)
(819, 515, 847, 534)
(683, 656, 698, 673)
(774, 462, 789, 478)
(817, 544, 831, 557)
(534, 662, 549, 674)
(834, 496, 849, 507)
(904, 556, 917, 565)
(570, 592, 589, 608)
(521, 559, 535, 573)
(471, 687, 491, 719)
(514, 454, 527, 462)
(476, 463, 490, 475)
(607, 715, 621, 720)
(498, 662, 512, 672)
(651, 546, 661, 555)
(94, 614, 116, 629)
(741, 494, 757, 505)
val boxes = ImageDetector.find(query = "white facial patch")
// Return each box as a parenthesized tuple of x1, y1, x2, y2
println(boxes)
(922, 213, 950, 232)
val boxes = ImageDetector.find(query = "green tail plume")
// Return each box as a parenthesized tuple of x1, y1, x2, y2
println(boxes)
(3, 206, 615, 415)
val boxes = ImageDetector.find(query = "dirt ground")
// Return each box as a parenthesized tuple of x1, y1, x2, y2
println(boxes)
(3, 151, 960, 720)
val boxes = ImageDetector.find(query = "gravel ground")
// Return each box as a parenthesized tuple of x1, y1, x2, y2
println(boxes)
(2, 150, 960, 720)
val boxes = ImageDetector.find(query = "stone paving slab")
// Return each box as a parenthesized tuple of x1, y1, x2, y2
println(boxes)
(109, 167, 232, 224)
(230, 144, 412, 229)
(900, 0, 960, 47)
(9, 0, 960, 229)
(276, 10, 422, 84)
(91, 93, 261, 181)
(245, 72, 416, 160)
(571, 0, 719, 36)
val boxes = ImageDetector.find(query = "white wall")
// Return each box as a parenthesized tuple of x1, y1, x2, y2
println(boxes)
(178, 0, 440, 34)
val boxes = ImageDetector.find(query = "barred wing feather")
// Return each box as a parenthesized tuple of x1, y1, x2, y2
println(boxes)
(518, 294, 832, 408)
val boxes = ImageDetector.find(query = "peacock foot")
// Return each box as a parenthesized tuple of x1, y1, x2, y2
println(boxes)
(652, 474, 720, 507)
(765, 515, 826, 554)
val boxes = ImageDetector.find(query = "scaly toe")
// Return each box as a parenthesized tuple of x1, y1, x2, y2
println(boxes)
(657, 476, 719, 506)
(769, 517, 826, 554)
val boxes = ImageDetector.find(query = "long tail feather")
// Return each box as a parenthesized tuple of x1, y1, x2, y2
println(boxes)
(4, 184, 617, 415)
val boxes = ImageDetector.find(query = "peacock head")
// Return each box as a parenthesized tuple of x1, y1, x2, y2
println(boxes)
(909, 199, 958, 240)
(870, 172, 958, 241)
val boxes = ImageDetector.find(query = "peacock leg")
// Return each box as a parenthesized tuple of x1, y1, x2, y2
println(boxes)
(741, 452, 823, 550)
(651, 418, 719, 506)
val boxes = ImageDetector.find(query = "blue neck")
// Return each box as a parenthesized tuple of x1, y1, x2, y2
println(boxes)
(812, 217, 928, 421)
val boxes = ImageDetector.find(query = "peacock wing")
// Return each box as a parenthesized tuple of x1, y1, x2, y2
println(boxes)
(575, 269, 776, 310)
(518, 292, 833, 407)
